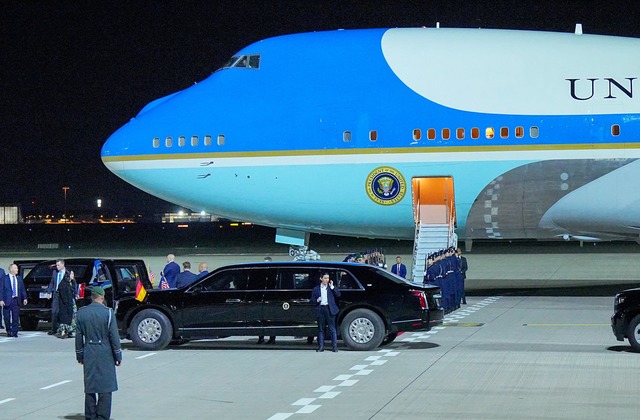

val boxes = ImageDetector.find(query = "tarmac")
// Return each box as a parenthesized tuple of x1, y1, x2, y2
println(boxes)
(0, 294, 636, 419)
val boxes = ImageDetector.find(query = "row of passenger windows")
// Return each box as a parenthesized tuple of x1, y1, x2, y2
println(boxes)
(152, 135, 225, 148)
(343, 124, 621, 142)
(151, 124, 622, 148)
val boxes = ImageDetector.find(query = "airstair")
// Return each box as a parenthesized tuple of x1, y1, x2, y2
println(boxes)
(411, 177, 457, 281)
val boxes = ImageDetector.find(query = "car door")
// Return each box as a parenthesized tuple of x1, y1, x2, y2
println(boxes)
(178, 268, 250, 337)
(261, 267, 321, 336)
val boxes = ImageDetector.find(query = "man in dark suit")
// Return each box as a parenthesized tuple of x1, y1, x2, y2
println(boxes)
(162, 254, 181, 288)
(175, 261, 199, 288)
(311, 272, 341, 352)
(75, 286, 122, 420)
(391, 256, 407, 279)
(456, 248, 468, 304)
(0, 266, 5, 329)
(0, 264, 28, 337)
(47, 259, 72, 335)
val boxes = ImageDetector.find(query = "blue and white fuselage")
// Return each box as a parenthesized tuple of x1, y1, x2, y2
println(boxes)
(101, 28, 640, 242)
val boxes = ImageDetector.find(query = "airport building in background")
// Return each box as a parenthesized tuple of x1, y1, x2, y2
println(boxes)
(0, 205, 21, 224)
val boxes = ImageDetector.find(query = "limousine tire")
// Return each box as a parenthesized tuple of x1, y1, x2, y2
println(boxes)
(627, 314, 640, 352)
(130, 309, 173, 351)
(340, 309, 385, 351)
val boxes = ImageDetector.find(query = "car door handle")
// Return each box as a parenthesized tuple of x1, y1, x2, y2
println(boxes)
(225, 299, 241, 303)
(290, 299, 310, 303)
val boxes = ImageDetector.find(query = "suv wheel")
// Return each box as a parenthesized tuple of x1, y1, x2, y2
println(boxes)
(19, 315, 39, 331)
(627, 314, 640, 352)
(130, 309, 173, 350)
(340, 308, 385, 351)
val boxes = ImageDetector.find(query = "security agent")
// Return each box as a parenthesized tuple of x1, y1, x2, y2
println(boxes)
(311, 273, 341, 352)
(75, 286, 122, 420)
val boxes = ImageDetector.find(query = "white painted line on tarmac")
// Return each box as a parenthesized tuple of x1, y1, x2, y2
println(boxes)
(266, 413, 292, 420)
(135, 352, 157, 359)
(40, 380, 72, 390)
(0, 398, 16, 405)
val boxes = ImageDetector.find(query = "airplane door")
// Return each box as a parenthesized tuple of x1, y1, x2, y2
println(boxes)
(411, 176, 455, 226)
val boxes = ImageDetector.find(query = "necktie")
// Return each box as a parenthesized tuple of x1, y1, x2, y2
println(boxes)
(57, 272, 62, 290)
(12, 275, 17, 297)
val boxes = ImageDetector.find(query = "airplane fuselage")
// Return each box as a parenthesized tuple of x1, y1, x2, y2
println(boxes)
(101, 28, 640, 242)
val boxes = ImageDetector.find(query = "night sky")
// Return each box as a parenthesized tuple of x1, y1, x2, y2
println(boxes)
(3, 0, 639, 216)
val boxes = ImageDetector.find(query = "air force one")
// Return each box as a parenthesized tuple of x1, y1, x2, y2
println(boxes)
(101, 26, 640, 251)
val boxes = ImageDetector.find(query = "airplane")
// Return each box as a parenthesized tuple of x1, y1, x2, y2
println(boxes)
(101, 26, 640, 251)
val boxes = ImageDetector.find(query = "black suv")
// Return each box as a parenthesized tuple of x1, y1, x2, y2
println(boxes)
(18, 258, 152, 331)
(612, 287, 640, 351)
(116, 261, 443, 351)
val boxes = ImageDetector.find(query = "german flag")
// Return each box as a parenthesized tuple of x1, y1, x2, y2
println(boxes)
(135, 279, 147, 302)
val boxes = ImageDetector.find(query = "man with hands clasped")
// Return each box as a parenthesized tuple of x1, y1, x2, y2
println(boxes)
(311, 273, 341, 352)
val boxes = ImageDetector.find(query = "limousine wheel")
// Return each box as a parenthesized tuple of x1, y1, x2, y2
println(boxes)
(627, 314, 640, 352)
(341, 309, 385, 351)
(130, 309, 173, 351)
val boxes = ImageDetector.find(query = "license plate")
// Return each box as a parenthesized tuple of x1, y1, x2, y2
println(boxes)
(39, 292, 48, 298)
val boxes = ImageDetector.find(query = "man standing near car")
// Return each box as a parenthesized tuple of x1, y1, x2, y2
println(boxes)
(0, 264, 28, 337)
(175, 261, 198, 288)
(391, 256, 407, 279)
(47, 259, 71, 335)
(75, 286, 122, 420)
(161, 254, 180, 288)
(311, 273, 341, 352)
(0, 266, 5, 330)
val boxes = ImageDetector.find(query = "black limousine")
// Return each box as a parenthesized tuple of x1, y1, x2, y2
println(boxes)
(612, 287, 640, 352)
(116, 261, 443, 351)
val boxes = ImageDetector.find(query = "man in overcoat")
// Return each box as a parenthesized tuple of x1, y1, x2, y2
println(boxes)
(75, 286, 122, 420)
(47, 259, 72, 335)
(311, 272, 341, 352)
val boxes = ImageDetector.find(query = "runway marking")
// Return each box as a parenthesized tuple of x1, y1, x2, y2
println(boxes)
(0, 398, 16, 405)
(267, 296, 502, 420)
(40, 380, 72, 390)
(135, 352, 157, 359)
(523, 323, 609, 327)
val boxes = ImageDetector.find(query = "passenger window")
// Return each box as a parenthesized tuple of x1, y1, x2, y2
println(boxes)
(153, 137, 160, 148)
(201, 270, 246, 291)
(456, 128, 465, 140)
(178, 136, 186, 147)
(485, 127, 495, 139)
(343, 131, 352, 142)
(191, 135, 198, 146)
(413, 129, 421, 141)
(217, 134, 225, 146)
(500, 127, 509, 138)
(336, 271, 360, 290)
(471, 128, 479, 139)
(204, 135, 212, 146)
(515, 126, 524, 138)
(165, 136, 173, 147)
(278, 269, 314, 290)
(369, 130, 378, 142)
(530, 126, 539, 138)
(427, 128, 436, 140)
(612, 124, 621, 136)
(246, 268, 271, 290)
(441, 128, 450, 140)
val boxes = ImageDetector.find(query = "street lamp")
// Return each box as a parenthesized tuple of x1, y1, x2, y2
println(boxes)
(62, 186, 70, 222)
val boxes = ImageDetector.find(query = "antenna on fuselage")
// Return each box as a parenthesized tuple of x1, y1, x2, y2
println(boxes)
(574, 23, 583, 35)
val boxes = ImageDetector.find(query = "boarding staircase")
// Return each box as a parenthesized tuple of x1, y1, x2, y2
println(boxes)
(410, 178, 457, 281)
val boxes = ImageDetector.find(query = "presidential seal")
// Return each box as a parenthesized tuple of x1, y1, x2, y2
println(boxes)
(366, 166, 406, 205)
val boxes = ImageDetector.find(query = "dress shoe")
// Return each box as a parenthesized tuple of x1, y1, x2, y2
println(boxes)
(257, 337, 265, 344)
(47, 330, 56, 335)
(316, 347, 324, 352)
(67, 333, 74, 338)
(332, 347, 338, 353)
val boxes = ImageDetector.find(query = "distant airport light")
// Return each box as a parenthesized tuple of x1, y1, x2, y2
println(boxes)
(97, 199, 102, 208)
(200, 211, 206, 216)
(178, 210, 185, 216)
(230, 222, 239, 227)
(178, 224, 189, 228)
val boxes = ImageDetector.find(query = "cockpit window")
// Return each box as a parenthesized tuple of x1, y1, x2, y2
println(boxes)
(221, 54, 260, 70)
